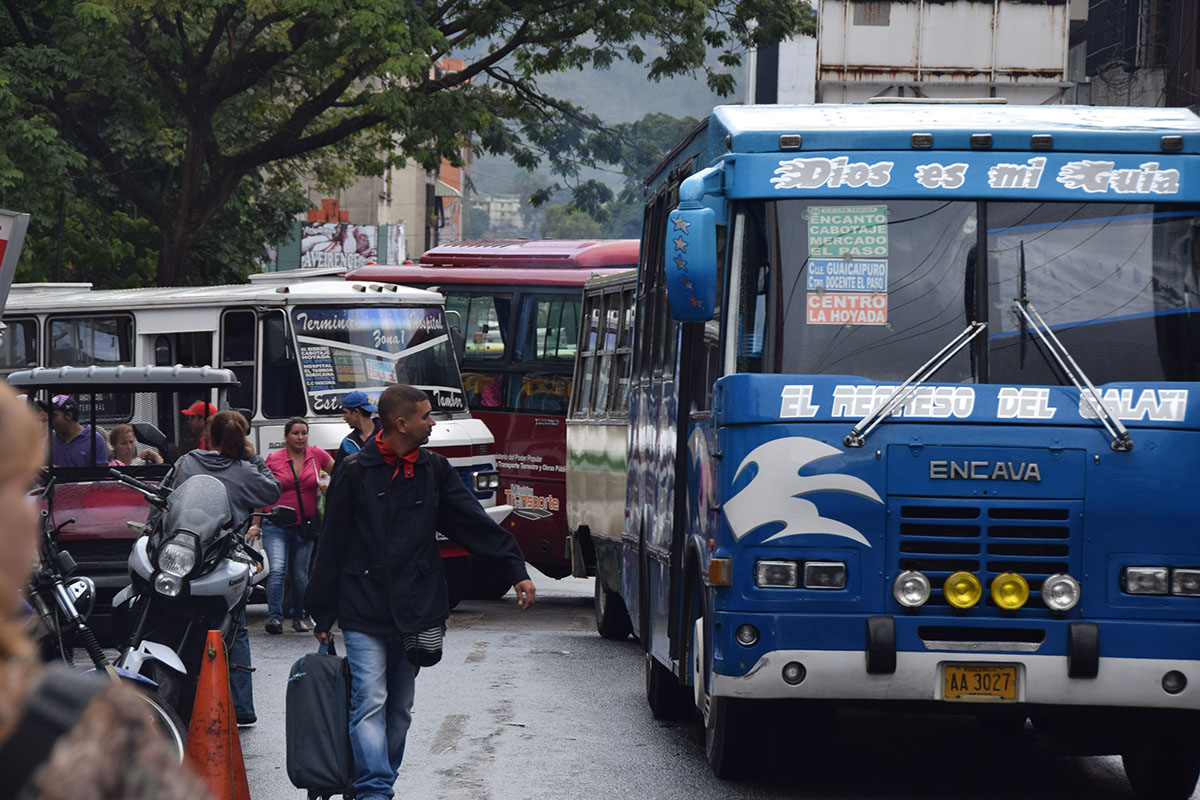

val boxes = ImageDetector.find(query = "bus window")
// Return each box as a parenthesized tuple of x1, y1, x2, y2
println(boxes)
(262, 311, 308, 419)
(573, 292, 603, 417)
(592, 291, 620, 414)
(221, 310, 257, 414)
(516, 294, 579, 362)
(154, 332, 214, 368)
(291, 306, 464, 415)
(48, 315, 133, 367)
(0, 317, 37, 374)
(510, 293, 579, 413)
(611, 287, 635, 414)
(446, 292, 510, 360)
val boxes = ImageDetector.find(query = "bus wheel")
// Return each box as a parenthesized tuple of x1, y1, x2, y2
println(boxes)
(1122, 713, 1200, 799)
(645, 653, 692, 721)
(704, 694, 754, 780)
(594, 576, 632, 640)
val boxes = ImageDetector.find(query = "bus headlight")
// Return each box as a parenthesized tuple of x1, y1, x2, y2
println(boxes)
(803, 561, 846, 590)
(944, 571, 982, 609)
(1124, 566, 1168, 595)
(755, 560, 798, 588)
(990, 572, 1029, 611)
(472, 470, 500, 492)
(893, 570, 931, 608)
(1041, 573, 1080, 611)
(1171, 568, 1200, 596)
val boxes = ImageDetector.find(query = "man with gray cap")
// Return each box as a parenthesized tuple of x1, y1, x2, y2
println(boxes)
(337, 390, 382, 466)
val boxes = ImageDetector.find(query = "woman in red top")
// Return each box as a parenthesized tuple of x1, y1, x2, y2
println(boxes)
(259, 418, 333, 634)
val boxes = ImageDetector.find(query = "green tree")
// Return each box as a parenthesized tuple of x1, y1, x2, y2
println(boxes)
(542, 204, 604, 239)
(0, 0, 813, 286)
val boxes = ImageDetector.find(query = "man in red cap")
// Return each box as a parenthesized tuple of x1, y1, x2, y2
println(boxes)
(182, 400, 218, 451)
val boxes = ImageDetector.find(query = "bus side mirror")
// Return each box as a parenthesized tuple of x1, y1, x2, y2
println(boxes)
(444, 310, 466, 363)
(664, 206, 717, 322)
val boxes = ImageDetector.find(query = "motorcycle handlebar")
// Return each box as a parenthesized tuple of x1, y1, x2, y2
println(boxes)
(108, 468, 170, 508)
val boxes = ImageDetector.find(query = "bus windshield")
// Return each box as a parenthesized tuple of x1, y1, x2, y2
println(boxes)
(291, 305, 466, 415)
(738, 199, 1200, 384)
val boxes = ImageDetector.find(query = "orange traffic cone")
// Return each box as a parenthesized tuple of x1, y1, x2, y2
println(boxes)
(185, 630, 251, 800)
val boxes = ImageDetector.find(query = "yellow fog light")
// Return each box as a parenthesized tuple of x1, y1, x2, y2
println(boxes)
(944, 571, 983, 609)
(991, 572, 1030, 610)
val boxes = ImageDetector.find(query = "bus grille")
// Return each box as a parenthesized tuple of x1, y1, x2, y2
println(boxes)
(890, 499, 1081, 617)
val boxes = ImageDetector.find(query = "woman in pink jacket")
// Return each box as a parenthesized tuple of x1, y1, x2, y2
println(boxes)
(259, 418, 333, 634)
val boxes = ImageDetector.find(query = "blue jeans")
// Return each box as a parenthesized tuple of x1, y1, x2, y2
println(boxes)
(228, 611, 254, 719)
(262, 520, 313, 623)
(343, 630, 417, 800)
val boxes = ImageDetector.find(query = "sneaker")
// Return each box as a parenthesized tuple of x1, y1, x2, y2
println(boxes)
(236, 714, 256, 726)
(292, 619, 309, 632)
(265, 620, 283, 635)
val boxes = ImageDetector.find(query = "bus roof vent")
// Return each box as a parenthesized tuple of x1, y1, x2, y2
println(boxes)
(275, 285, 290, 294)
(351, 283, 366, 292)
(1162, 135, 1184, 152)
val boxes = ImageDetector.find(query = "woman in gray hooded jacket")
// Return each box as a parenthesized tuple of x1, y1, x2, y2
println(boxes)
(165, 410, 281, 724)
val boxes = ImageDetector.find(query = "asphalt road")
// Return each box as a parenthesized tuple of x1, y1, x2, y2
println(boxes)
(236, 572, 1195, 800)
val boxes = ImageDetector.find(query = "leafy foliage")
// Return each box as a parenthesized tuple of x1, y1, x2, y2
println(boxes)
(0, 0, 813, 286)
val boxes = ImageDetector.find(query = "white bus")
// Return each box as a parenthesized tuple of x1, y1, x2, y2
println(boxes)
(2, 270, 511, 600)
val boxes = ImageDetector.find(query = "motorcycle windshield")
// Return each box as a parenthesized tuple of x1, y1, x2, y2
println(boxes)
(164, 475, 233, 546)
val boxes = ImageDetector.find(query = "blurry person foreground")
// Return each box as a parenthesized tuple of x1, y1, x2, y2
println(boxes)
(0, 384, 206, 800)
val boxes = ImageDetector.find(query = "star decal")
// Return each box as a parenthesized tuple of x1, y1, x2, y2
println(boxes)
(672, 236, 688, 252)
(680, 276, 694, 291)
(671, 215, 692, 234)
(674, 255, 687, 271)
(689, 296, 704, 308)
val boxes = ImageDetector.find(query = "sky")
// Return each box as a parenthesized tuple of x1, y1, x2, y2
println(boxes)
(465, 46, 737, 198)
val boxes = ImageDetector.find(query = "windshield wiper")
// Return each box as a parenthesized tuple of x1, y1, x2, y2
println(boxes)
(844, 321, 987, 448)
(1012, 298, 1132, 452)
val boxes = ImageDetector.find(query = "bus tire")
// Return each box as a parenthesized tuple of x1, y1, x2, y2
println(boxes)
(645, 653, 692, 721)
(705, 695, 752, 780)
(1122, 713, 1200, 799)
(594, 575, 631, 640)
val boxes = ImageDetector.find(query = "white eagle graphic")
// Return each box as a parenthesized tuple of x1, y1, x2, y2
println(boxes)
(723, 437, 882, 546)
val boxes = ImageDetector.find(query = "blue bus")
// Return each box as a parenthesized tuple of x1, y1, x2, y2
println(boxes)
(623, 102, 1200, 797)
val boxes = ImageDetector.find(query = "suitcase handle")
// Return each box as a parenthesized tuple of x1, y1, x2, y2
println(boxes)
(319, 637, 337, 657)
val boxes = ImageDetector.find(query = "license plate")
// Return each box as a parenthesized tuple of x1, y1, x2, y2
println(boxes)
(943, 664, 1018, 702)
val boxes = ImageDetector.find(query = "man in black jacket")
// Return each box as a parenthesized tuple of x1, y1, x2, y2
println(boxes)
(307, 384, 534, 800)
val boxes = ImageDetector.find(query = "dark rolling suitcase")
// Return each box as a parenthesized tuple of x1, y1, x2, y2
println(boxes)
(287, 638, 356, 799)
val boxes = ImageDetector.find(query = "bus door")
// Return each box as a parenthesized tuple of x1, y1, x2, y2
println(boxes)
(628, 187, 683, 663)
(493, 290, 578, 575)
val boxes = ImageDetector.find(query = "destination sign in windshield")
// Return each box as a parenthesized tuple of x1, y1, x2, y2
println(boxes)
(292, 306, 465, 414)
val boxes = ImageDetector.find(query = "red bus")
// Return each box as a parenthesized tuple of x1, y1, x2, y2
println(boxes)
(350, 239, 638, 594)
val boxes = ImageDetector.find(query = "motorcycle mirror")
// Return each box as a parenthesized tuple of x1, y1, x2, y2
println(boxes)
(131, 422, 169, 451)
(268, 505, 298, 527)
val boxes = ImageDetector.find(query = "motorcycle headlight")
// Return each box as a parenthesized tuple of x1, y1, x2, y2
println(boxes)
(156, 535, 197, 578)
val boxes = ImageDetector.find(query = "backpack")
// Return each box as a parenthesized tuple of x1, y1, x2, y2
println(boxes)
(0, 666, 106, 800)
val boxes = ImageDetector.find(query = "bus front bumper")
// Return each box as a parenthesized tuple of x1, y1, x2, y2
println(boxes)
(712, 648, 1200, 710)
(709, 613, 1200, 711)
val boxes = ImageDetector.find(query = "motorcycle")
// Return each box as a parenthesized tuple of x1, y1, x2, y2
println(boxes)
(110, 469, 295, 724)
(25, 472, 187, 760)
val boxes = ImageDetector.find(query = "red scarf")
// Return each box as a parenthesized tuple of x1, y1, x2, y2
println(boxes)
(376, 439, 419, 480)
